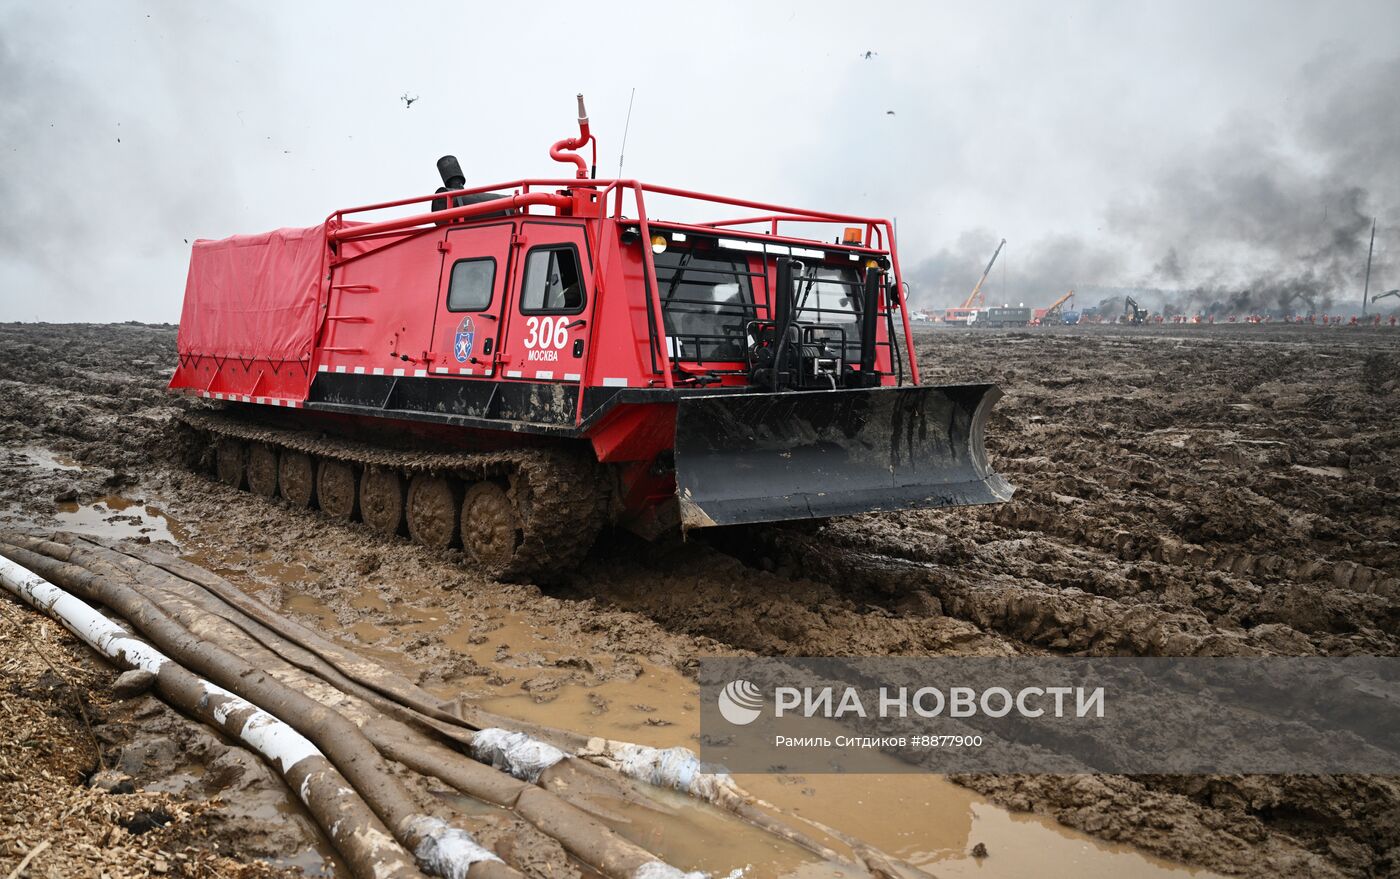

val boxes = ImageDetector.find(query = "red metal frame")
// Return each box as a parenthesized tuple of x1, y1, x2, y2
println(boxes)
(167, 169, 931, 538)
(324, 177, 920, 388)
(171, 175, 921, 428)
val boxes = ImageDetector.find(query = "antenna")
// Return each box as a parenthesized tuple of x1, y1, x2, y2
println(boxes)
(618, 87, 636, 177)
(1362, 217, 1375, 316)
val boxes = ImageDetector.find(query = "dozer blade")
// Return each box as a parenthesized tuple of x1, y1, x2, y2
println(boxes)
(673, 384, 1013, 529)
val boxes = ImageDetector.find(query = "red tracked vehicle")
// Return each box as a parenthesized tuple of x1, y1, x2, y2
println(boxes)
(170, 96, 1011, 580)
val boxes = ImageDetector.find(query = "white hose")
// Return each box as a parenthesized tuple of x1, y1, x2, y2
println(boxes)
(408, 816, 503, 879)
(472, 727, 745, 810)
(470, 729, 725, 878)
(470, 728, 566, 782)
(581, 738, 748, 810)
(0, 555, 324, 777)
(0, 554, 500, 878)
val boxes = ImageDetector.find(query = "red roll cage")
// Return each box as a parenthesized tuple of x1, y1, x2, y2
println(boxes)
(324, 177, 922, 392)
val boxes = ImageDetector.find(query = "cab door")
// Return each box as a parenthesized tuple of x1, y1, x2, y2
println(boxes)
(429, 222, 514, 378)
(497, 221, 592, 384)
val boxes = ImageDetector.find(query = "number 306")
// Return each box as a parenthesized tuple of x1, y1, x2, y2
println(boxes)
(522, 316, 569, 349)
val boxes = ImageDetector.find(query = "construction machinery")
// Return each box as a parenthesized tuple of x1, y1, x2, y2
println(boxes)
(943, 238, 1005, 325)
(169, 95, 1011, 581)
(1374, 289, 1400, 305)
(1124, 296, 1149, 325)
(1038, 289, 1075, 325)
(969, 305, 1032, 328)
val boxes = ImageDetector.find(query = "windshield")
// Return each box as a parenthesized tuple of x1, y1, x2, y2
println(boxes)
(795, 265, 862, 326)
(655, 250, 756, 361)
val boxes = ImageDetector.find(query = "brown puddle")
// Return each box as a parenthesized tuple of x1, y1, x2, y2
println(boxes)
(8, 447, 182, 543)
(261, 584, 1224, 879)
(53, 494, 184, 545)
(16, 446, 84, 472)
(477, 675, 1221, 878)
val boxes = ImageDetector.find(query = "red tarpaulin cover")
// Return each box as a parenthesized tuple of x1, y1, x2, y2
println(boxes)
(176, 224, 327, 361)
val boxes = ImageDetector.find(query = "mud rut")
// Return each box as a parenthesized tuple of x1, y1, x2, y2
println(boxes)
(1, 322, 1398, 878)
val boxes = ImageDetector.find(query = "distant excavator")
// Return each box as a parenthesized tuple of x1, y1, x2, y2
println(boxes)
(1124, 296, 1149, 325)
(1374, 289, 1399, 304)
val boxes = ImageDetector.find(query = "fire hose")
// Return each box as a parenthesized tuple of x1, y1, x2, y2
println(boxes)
(0, 530, 931, 879)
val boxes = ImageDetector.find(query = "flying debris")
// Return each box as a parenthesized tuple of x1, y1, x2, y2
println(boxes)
(400, 92, 419, 108)
(885, 110, 896, 116)
(861, 50, 878, 59)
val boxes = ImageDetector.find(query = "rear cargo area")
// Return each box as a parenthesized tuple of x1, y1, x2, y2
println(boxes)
(175, 224, 327, 362)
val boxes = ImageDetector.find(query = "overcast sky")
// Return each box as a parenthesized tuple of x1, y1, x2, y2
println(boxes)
(2, 0, 1397, 322)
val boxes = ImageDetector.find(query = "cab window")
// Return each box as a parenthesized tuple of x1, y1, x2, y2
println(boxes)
(794, 264, 867, 360)
(655, 249, 755, 361)
(795, 265, 862, 326)
(520, 245, 585, 314)
(446, 258, 496, 312)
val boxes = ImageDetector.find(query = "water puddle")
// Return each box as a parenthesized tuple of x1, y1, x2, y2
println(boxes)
(53, 495, 183, 545)
(267, 849, 338, 878)
(1292, 464, 1349, 478)
(477, 672, 1220, 878)
(235, 576, 1223, 878)
(14, 446, 84, 472)
(4, 444, 185, 545)
(581, 788, 830, 879)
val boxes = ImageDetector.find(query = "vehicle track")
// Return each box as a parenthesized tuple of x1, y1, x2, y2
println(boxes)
(180, 408, 608, 583)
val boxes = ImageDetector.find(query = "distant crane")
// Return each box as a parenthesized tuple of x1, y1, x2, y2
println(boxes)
(941, 238, 1006, 324)
(1040, 289, 1075, 324)
(963, 239, 1007, 309)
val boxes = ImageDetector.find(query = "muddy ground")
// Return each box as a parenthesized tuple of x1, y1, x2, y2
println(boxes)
(0, 321, 1397, 878)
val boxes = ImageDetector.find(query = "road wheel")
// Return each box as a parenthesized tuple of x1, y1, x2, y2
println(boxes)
(317, 460, 359, 520)
(360, 467, 405, 536)
(246, 443, 279, 498)
(407, 474, 460, 549)
(461, 481, 522, 575)
(279, 451, 316, 508)
(215, 438, 247, 489)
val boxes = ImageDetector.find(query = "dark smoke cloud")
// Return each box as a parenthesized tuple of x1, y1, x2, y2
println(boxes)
(905, 231, 1125, 311)
(908, 52, 1398, 318)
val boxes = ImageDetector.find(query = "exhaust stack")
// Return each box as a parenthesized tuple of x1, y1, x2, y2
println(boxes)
(437, 155, 466, 190)
(431, 154, 515, 217)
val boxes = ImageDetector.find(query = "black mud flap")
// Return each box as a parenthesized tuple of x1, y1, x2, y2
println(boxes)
(673, 384, 1013, 529)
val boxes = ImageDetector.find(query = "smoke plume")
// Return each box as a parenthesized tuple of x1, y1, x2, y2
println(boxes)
(908, 52, 1399, 317)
